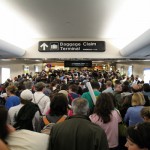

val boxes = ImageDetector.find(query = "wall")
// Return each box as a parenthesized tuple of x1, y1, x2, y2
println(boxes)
(116, 62, 150, 80)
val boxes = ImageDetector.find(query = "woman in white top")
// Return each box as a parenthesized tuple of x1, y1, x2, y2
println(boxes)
(90, 93, 121, 149)
(0, 106, 49, 150)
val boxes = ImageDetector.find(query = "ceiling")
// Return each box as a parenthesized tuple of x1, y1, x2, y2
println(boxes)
(0, 0, 150, 61)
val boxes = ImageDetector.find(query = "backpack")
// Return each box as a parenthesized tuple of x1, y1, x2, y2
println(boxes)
(33, 94, 45, 115)
(68, 93, 80, 105)
(41, 115, 67, 134)
(13, 102, 39, 131)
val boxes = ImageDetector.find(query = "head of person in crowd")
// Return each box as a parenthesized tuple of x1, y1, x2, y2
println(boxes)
(13, 76, 18, 82)
(23, 80, 33, 90)
(72, 98, 89, 116)
(125, 122, 150, 150)
(34, 82, 45, 92)
(90, 81, 100, 90)
(6, 85, 18, 96)
(13, 81, 19, 89)
(50, 93, 68, 116)
(60, 84, 68, 91)
(122, 82, 131, 93)
(58, 90, 69, 101)
(143, 83, 150, 92)
(134, 75, 141, 84)
(114, 83, 122, 93)
(141, 106, 150, 122)
(94, 93, 114, 123)
(105, 80, 112, 88)
(79, 82, 86, 89)
(68, 84, 79, 94)
(0, 106, 9, 143)
(43, 84, 51, 96)
(131, 92, 145, 106)
(132, 83, 141, 93)
(20, 89, 33, 104)
(114, 79, 121, 85)
(49, 81, 57, 92)
(4, 79, 12, 88)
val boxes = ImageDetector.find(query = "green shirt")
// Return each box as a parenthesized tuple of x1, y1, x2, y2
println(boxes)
(81, 90, 101, 109)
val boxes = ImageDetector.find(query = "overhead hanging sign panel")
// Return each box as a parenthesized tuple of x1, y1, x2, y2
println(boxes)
(38, 41, 105, 52)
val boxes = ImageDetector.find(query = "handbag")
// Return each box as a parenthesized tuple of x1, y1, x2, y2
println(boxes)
(115, 109, 127, 137)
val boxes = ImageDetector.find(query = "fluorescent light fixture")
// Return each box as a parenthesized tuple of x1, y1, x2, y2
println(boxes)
(0, 2, 42, 49)
(35, 59, 41, 62)
(104, 0, 150, 49)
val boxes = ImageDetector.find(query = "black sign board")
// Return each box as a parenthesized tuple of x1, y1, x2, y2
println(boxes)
(64, 61, 92, 67)
(38, 41, 105, 52)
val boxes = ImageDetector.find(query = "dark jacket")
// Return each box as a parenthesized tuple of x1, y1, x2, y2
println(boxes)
(48, 115, 109, 150)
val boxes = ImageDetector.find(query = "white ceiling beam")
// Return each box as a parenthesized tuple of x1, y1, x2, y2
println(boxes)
(120, 29, 150, 57)
(0, 39, 25, 57)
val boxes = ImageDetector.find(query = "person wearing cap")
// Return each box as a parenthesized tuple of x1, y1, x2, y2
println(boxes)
(8, 89, 35, 126)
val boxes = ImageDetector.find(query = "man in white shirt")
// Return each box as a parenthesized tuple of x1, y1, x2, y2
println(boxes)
(6, 129, 49, 150)
(32, 82, 50, 114)
(102, 81, 113, 93)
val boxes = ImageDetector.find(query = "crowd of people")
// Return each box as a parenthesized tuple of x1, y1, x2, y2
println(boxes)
(0, 69, 150, 150)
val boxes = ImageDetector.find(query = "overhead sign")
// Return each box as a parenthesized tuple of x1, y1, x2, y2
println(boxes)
(38, 41, 105, 52)
(64, 61, 92, 67)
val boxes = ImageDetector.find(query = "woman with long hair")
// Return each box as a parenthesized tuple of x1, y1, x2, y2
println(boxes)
(90, 93, 121, 149)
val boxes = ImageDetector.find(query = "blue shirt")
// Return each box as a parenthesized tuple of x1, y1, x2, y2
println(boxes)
(124, 106, 144, 126)
(5, 95, 20, 110)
